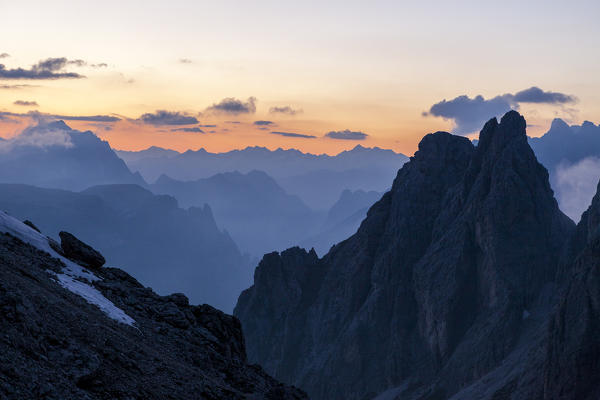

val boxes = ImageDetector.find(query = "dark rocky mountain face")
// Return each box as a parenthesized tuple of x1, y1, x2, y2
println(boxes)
(0, 183, 250, 312)
(0, 121, 145, 191)
(235, 111, 592, 399)
(543, 181, 600, 400)
(0, 213, 306, 400)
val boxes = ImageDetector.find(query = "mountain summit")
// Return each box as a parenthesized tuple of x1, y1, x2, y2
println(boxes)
(234, 111, 599, 399)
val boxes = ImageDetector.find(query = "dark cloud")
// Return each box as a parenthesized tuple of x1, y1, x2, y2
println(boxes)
(269, 106, 301, 115)
(270, 131, 316, 139)
(0, 110, 120, 122)
(90, 63, 108, 68)
(13, 100, 38, 107)
(54, 114, 120, 122)
(171, 127, 205, 133)
(207, 97, 256, 114)
(325, 129, 368, 140)
(0, 53, 9, 59)
(140, 110, 199, 126)
(254, 120, 273, 126)
(179, 58, 192, 64)
(513, 86, 577, 104)
(0, 57, 85, 80)
(427, 94, 513, 134)
(199, 124, 217, 128)
(426, 86, 578, 135)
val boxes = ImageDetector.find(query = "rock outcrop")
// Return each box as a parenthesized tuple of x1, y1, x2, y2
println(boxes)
(59, 231, 106, 269)
(0, 216, 306, 399)
(235, 111, 595, 399)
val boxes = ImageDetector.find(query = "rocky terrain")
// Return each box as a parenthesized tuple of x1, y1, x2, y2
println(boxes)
(235, 111, 600, 399)
(0, 211, 306, 399)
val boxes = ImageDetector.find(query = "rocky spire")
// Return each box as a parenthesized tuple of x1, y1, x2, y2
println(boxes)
(235, 111, 576, 400)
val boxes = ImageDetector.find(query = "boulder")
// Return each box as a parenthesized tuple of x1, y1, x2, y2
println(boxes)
(59, 231, 105, 269)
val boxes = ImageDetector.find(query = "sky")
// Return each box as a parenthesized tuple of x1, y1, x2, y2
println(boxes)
(0, 0, 599, 155)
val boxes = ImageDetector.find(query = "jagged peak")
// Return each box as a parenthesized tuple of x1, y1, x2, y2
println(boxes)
(550, 117, 570, 131)
(477, 110, 526, 154)
(414, 131, 473, 163)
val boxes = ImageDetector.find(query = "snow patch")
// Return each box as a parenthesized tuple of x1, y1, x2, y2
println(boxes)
(0, 211, 135, 326)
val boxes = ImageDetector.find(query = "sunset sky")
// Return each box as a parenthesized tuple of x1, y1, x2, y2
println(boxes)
(1, 0, 599, 155)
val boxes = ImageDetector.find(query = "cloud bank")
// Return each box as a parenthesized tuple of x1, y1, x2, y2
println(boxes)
(555, 157, 600, 222)
(426, 86, 577, 134)
(325, 129, 368, 140)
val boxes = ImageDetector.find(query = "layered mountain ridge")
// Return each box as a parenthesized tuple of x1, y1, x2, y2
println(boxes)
(235, 111, 599, 399)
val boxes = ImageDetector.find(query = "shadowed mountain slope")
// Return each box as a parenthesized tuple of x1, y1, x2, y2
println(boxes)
(235, 111, 592, 400)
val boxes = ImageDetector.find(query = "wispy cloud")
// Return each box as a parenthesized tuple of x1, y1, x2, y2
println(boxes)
(254, 120, 273, 126)
(0, 53, 9, 59)
(325, 129, 368, 140)
(269, 106, 301, 115)
(207, 97, 256, 114)
(270, 131, 316, 139)
(0, 57, 86, 80)
(179, 58, 192, 64)
(13, 100, 38, 107)
(170, 127, 205, 133)
(140, 110, 199, 125)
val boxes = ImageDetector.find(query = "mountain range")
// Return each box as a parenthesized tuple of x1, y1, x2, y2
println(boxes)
(0, 121, 145, 191)
(117, 144, 408, 210)
(0, 183, 250, 312)
(234, 111, 600, 400)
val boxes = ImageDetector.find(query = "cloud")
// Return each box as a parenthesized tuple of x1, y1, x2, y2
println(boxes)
(0, 84, 36, 89)
(0, 110, 120, 123)
(179, 58, 192, 64)
(90, 63, 108, 68)
(225, 121, 240, 124)
(269, 106, 301, 115)
(325, 129, 368, 140)
(426, 86, 577, 135)
(270, 131, 316, 139)
(53, 114, 120, 122)
(555, 157, 600, 221)
(170, 127, 205, 133)
(426, 94, 513, 134)
(254, 120, 273, 126)
(13, 100, 38, 107)
(199, 124, 216, 127)
(0, 53, 9, 59)
(207, 97, 256, 114)
(513, 87, 577, 104)
(140, 110, 199, 125)
(0, 57, 85, 80)
(0, 126, 74, 153)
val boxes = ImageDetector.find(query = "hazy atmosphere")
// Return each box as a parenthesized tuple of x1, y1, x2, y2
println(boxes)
(1, 1, 599, 400)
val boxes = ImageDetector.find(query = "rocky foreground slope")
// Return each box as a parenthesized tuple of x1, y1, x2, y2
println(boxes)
(235, 111, 600, 399)
(0, 212, 306, 399)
